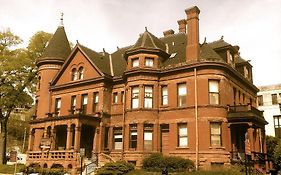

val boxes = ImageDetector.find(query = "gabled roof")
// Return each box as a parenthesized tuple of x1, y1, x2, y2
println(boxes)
(37, 26, 71, 65)
(79, 45, 111, 76)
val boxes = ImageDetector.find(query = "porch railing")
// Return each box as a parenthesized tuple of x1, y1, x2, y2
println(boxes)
(27, 150, 77, 161)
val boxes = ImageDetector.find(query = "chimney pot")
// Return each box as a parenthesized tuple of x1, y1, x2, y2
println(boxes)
(177, 19, 187, 33)
(185, 6, 200, 62)
(163, 29, 175, 37)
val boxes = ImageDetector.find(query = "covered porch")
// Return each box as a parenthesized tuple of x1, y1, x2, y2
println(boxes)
(27, 114, 101, 172)
(227, 104, 269, 172)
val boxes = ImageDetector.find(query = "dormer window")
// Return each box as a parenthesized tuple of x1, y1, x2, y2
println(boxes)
(71, 68, 78, 81)
(132, 58, 139, 68)
(78, 67, 84, 80)
(145, 58, 154, 67)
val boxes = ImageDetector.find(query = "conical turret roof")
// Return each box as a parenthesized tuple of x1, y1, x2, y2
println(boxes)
(37, 26, 71, 65)
(129, 29, 166, 51)
(125, 28, 168, 58)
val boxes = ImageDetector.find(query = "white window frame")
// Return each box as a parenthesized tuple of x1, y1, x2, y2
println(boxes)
(209, 80, 219, 105)
(178, 123, 188, 147)
(161, 86, 168, 106)
(132, 86, 139, 109)
(144, 86, 153, 108)
(210, 122, 222, 147)
(177, 83, 186, 107)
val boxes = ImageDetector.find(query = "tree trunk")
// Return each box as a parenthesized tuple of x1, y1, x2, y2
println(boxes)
(0, 119, 7, 164)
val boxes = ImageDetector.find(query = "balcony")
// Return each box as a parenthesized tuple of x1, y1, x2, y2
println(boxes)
(227, 104, 268, 125)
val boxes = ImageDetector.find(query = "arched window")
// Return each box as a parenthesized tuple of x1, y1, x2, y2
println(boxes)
(78, 67, 84, 80)
(71, 68, 78, 81)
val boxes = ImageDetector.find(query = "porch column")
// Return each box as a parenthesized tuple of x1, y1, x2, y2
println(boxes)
(74, 125, 81, 151)
(92, 127, 97, 152)
(50, 126, 56, 150)
(28, 128, 35, 151)
(98, 122, 103, 153)
(66, 125, 72, 150)
(247, 126, 254, 159)
(108, 126, 113, 150)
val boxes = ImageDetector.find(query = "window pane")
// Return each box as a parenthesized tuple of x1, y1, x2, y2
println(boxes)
(132, 99, 139, 109)
(209, 80, 219, 92)
(132, 59, 139, 67)
(209, 93, 219, 105)
(94, 93, 99, 103)
(56, 99, 61, 108)
(179, 127, 187, 136)
(162, 86, 168, 105)
(144, 98, 152, 108)
(82, 95, 88, 104)
(179, 137, 188, 147)
(211, 123, 221, 147)
(145, 58, 154, 67)
(144, 132, 152, 140)
(178, 84, 186, 95)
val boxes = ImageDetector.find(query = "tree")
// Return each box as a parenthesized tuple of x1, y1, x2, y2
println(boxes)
(266, 135, 280, 170)
(0, 29, 52, 164)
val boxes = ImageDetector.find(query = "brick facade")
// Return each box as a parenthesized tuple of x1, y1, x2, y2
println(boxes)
(27, 6, 269, 174)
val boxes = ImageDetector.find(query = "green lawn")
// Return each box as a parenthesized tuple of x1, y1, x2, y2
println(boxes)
(0, 164, 25, 174)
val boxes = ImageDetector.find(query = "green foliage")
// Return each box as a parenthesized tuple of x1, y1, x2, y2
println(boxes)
(142, 153, 195, 172)
(96, 161, 135, 175)
(273, 140, 281, 170)
(0, 164, 25, 173)
(266, 135, 281, 170)
(0, 27, 52, 164)
(22, 167, 66, 175)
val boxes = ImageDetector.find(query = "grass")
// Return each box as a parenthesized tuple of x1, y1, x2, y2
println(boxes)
(0, 164, 25, 174)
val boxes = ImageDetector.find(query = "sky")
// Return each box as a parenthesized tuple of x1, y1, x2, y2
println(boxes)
(0, 0, 280, 86)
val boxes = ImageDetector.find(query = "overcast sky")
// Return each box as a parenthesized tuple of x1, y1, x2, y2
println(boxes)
(1, 0, 280, 86)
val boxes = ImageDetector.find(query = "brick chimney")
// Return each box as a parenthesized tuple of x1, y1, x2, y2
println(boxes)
(185, 6, 200, 62)
(163, 29, 175, 37)
(177, 19, 187, 33)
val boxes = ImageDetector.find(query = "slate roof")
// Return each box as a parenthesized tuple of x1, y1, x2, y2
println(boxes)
(126, 29, 166, 53)
(79, 44, 111, 76)
(208, 38, 231, 50)
(46, 27, 249, 77)
(39, 26, 71, 62)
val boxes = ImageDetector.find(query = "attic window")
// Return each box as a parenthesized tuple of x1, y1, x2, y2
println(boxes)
(132, 58, 139, 68)
(145, 57, 154, 67)
(169, 53, 177, 58)
(78, 67, 84, 80)
(71, 68, 78, 81)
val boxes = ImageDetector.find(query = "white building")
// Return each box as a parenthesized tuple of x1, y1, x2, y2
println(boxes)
(257, 84, 281, 137)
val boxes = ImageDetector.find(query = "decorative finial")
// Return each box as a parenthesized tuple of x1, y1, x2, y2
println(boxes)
(220, 35, 224, 40)
(76, 40, 79, 44)
(60, 12, 64, 26)
(203, 37, 207, 44)
(145, 27, 148, 31)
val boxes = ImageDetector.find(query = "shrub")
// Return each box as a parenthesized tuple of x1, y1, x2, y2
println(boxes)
(22, 167, 66, 175)
(96, 161, 135, 175)
(142, 153, 195, 172)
